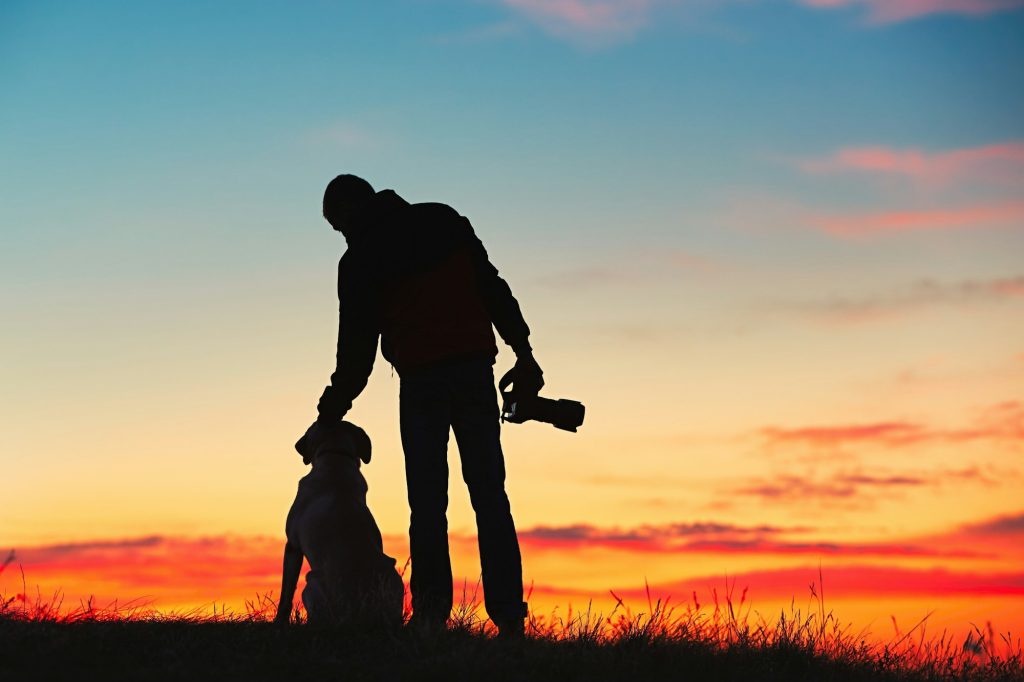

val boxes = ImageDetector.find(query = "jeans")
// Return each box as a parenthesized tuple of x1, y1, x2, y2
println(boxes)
(399, 357, 526, 624)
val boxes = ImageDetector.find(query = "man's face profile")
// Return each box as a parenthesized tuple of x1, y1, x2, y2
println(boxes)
(324, 202, 354, 235)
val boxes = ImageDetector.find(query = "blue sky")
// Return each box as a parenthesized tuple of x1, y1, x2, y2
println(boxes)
(3, 1, 1022, 348)
(4, 1, 1022, 235)
(2, 0, 1023, 552)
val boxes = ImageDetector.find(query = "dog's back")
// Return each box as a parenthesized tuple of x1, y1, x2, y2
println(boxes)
(285, 449, 403, 625)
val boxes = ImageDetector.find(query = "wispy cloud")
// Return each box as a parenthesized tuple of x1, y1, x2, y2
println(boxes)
(788, 142, 1024, 238)
(23, 536, 165, 561)
(799, 0, 1024, 24)
(608, 564, 1024, 601)
(12, 535, 282, 585)
(2, 535, 285, 612)
(798, 142, 1024, 189)
(962, 511, 1024, 535)
(807, 200, 1024, 237)
(521, 520, 803, 543)
(762, 423, 928, 447)
(760, 401, 1024, 448)
(735, 472, 926, 501)
(498, 0, 1024, 45)
(499, 0, 665, 45)
(7, 514, 1022, 614)
(734, 467, 995, 506)
(517, 520, 980, 557)
(775, 276, 1024, 324)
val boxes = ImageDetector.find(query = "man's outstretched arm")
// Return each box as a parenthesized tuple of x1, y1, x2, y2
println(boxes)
(316, 259, 379, 423)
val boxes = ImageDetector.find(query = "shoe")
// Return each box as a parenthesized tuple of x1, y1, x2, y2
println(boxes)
(494, 618, 525, 639)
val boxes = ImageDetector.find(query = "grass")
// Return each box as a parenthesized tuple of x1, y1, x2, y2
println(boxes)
(1, 569, 1021, 681)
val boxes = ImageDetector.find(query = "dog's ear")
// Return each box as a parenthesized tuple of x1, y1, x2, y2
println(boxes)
(295, 430, 315, 466)
(340, 421, 372, 464)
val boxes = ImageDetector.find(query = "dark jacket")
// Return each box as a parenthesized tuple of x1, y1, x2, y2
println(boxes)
(316, 190, 531, 422)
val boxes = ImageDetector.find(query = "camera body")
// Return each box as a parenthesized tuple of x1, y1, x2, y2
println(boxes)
(498, 371, 585, 432)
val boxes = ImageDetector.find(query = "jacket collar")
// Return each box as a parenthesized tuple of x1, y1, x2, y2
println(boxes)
(348, 190, 408, 247)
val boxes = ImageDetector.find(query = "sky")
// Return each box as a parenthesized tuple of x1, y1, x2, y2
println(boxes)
(2, 0, 1023, 639)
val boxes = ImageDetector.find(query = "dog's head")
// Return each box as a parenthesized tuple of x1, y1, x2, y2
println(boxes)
(295, 420, 372, 465)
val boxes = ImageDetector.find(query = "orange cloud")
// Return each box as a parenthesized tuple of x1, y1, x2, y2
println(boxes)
(960, 511, 1024, 536)
(609, 564, 1024, 600)
(2, 535, 284, 611)
(912, 511, 1024, 561)
(808, 200, 1024, 237)
(799, 141, 1024, 188)
(1, 522, 982, 609)
(800, 0, 1024, 24)
(521, 522, 983, 557)
(733, 468, 996, 506)
(4, 511, 1023, 626)
(760, 402, 1024, 448)
(762, 422, 926, 446)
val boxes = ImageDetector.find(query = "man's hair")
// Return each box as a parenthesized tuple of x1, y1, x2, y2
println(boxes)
(323, 174, 375, 215)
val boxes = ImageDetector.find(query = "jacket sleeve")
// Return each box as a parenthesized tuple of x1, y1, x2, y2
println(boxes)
(460, 216, 533, 355)
(316, 256, 380, 422)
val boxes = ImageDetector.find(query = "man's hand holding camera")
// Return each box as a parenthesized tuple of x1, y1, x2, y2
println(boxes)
(510, 350, 544, 399)
(499, 350, 585, 432)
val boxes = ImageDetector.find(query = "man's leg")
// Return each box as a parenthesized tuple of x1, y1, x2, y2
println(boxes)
(450, 361, 526, 631)
(400, 372, 454, 625)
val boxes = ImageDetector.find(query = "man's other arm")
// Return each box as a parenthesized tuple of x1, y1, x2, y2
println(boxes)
(459, 216, 533, 355)
(316, 258, 379, 423)
(461, 217, 545, 395)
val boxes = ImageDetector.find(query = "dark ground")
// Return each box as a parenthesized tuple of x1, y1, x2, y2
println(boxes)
(2, 618, 1021, 682)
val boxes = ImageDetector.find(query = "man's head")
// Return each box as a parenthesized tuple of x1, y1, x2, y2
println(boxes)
(323, 174, 375, 242)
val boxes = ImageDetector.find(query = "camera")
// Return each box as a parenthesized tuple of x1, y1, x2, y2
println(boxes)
(498, 372, 585, 432)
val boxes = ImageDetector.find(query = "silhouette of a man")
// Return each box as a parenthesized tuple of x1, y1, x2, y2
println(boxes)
(304, 174, 543, 635)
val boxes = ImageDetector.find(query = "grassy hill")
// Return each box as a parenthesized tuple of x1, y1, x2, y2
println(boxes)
(2, 587, 1020, 681)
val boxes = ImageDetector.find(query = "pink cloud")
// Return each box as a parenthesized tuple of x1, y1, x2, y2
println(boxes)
(799, 141, 1024, 188)
(499, 1, 1024, 45)
(992, 278, 1024, 296)
(955, 401, 1024, 443)
(800, 0, 1024, 23)
(501, 0, 658, 43)
(808, 200, 1024, 237)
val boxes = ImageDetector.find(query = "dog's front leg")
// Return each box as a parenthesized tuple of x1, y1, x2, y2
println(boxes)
(275, 542, 303, 624)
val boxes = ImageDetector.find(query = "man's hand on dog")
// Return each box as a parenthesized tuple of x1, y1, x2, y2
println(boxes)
(295, 420, 341, 463)
(295, 421, 323, 462)
(296, 419, 373, 465)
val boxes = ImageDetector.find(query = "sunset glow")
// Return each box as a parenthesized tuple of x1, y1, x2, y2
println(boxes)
(2, 0, 1022, 646)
